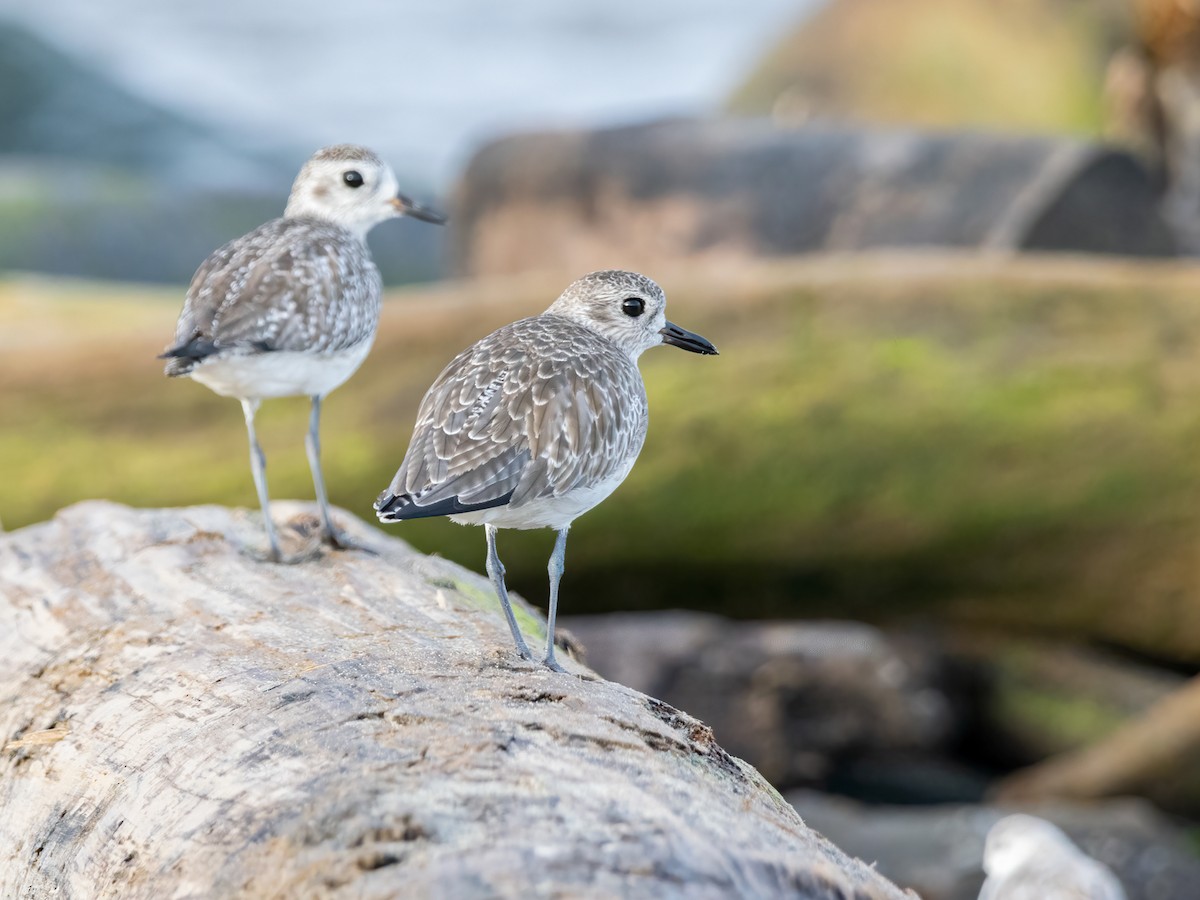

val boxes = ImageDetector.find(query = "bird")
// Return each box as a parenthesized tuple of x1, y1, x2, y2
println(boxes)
(979, 814, 1127, 900)
(374, 270, 717, 671)
(161, 144, 445, 562)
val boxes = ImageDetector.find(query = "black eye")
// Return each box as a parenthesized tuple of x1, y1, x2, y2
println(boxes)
(343, 170, 364, 188)
(622, 297, 645, 317)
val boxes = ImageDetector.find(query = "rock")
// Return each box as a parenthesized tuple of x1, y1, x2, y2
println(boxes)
(0, 502, 908, 899)
(726, 0, 1129, 135)
(16, 258, 1200, 665)
(562, 612, 954, 791)
(787, 791, 1200, 900)
(450, 118, 1174, 278)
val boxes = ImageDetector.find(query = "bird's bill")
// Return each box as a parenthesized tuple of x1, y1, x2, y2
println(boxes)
(391, 194, 447, 224)
(659, 321, 718, 355)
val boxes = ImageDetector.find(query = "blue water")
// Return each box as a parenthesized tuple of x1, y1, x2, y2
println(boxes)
(0, 0, 817, 186)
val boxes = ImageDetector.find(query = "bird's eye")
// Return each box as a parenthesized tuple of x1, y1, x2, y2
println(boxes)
(343, 170, 365, 188)
(622, 297, 645, 317)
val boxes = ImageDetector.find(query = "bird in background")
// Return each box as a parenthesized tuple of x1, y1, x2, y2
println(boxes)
(980, 814, 1127, 900)
(161, 144, 444, 562)
(375, 270, 717, 671)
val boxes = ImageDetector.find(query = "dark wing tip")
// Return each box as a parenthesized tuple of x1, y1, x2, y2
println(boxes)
(375, 489, 515, 523)
(160, 335, 220, 376)
(160, 335, 218, 361)
(159, 336, 278, 375)
(161, 357, 194, 377)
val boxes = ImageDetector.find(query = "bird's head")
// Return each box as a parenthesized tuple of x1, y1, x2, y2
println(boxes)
(284, 144, 444, 237)
(546, 270, 718, 360)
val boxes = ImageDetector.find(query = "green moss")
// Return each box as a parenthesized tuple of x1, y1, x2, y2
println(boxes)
(7, 261, 1200, 659)
(991, 683, 1127, 754)
(432, 572, 547, 640)
(728, 0, 1124, 135)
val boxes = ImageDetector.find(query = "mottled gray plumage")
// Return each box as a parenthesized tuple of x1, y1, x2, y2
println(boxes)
(161, 144, 444, 562)
(385, 315, 648, 514)
(376, 270, 717, 669)
(165, 217, 381, 375)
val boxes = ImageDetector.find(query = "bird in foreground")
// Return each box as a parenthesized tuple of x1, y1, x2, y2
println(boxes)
(161, 144, 444, 562)
(375, 270, 717, 670)
(980, 814, 1127, 900)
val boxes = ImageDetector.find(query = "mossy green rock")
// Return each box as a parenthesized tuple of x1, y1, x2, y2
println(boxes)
(6, 255, 1200, 662)
(729, 0, 1130, 134)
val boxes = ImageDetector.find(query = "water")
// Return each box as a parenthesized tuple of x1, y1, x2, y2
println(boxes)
(0, 0, 817, 186)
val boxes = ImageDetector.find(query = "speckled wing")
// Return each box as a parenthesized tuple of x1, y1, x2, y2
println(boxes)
(376, 315, 649, 520)
(163, 217, 381, 373)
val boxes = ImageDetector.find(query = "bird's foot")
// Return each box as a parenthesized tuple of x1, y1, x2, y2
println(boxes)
(541, 655, 569, 674)
(246, 544, 312, 565)
(322, 528, 377, 555)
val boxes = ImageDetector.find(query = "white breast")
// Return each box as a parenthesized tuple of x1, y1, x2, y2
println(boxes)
(188, 340, 374, 400)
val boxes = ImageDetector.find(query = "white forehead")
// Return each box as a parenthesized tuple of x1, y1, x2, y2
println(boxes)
(556, 270, 665, 307)
(296, 159, 391, 186)
(293, 145, 393, 186)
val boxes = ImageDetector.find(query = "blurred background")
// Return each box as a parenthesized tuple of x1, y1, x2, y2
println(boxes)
(3, 0, 1200, 895)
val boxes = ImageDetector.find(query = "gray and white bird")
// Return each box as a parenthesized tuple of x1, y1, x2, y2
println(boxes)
(161, 144, 444, 562)
(980, 814, 1127, 900)
(374, 270, 717, 670)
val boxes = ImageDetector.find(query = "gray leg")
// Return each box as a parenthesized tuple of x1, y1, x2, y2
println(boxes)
(306, 395, 372, 553)
(542, 527, 569, 672)
(241, 398, 282, 563)
(305, 395, 338, 541)
(485, 524, 532, 660)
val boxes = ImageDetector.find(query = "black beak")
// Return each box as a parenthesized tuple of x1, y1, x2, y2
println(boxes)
(659, 321, 718, 355)
(391, 194, 447, 225)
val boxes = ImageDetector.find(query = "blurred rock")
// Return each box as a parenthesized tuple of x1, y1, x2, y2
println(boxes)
(16, 257, 1200, 664)
(564, 612, 955, 790)
(788, 791, 1200, 900)
(726, 0, 1129, 135)
(451, 118, 1174, 277)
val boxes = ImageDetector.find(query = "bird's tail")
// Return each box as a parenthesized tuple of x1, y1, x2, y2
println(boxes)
(374, 490, 416, 523)
(159, 333, 218, 377)
(375, 487, 514, 522)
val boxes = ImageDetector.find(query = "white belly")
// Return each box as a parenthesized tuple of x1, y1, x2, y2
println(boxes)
(449, 461, 636, 531)
(188, 340, 373, 400)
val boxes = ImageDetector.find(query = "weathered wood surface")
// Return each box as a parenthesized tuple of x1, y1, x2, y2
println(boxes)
(0, 502, 908, 899)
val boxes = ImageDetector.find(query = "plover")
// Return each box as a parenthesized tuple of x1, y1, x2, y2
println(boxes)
(981, 814, 1127, 900)
(161, 144, 444, 562)
(375, 270, 717, 670)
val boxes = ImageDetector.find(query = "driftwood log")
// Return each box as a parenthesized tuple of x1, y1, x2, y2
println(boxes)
(0, 502, 907, 899)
